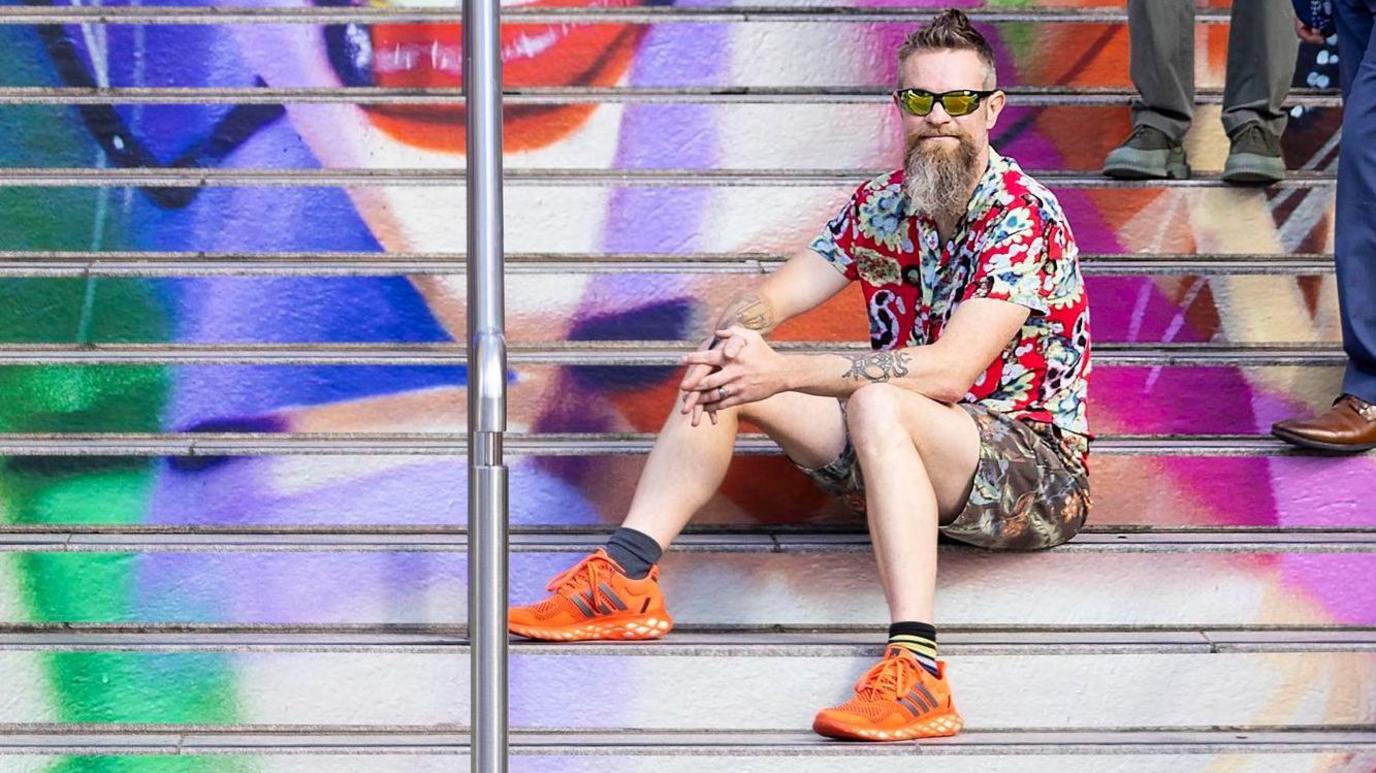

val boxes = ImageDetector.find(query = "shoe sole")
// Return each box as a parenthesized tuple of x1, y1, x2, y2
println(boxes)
(1103, 147, 1190, 180)
(1271, 426, 1376, 454)
(1223, 153, 1285, 186)
(812, 708, 964, 742)
(1102, 160, 1190, 180)
(509, 613, 673, 642)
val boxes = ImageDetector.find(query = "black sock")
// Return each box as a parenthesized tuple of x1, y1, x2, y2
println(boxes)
(888, 621, 940, 677)
(604, 527, 663, 579)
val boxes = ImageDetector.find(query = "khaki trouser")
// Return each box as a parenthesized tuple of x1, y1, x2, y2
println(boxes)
(1128, 0, 1300, 141)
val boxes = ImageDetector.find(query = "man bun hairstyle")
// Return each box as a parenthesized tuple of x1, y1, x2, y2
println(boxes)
(898, 8, 997, 88)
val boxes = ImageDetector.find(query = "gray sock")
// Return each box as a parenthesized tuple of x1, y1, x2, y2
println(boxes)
(604, 527, 663, 579)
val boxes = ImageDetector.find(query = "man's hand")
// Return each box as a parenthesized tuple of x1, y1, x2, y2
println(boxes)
(679, 326, 789, 424)
(1296, 17, 1327, 44)
(679, 335, 724, 427)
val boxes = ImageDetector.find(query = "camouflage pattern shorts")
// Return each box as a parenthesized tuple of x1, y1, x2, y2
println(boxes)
(792, 402, 1092, 550)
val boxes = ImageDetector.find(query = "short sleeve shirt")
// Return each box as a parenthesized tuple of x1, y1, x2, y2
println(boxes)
(809, 150, 1091, 462)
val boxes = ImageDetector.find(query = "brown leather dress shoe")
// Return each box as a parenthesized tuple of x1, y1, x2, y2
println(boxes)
(1272, 394, 1376, 453)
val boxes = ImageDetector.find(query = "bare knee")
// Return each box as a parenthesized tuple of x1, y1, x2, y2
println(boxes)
(845, 383, 911, 452)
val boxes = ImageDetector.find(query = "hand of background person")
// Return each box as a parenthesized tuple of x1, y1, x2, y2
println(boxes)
(1296, 17, 1328, 44)
(679, 326, 789, 424)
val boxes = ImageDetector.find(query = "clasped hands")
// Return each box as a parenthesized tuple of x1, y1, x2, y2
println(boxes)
(678, 326, 788, 427)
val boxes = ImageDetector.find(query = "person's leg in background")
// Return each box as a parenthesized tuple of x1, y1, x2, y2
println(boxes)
(1272, 0, 1376, 451)
(1336, 1, 1376, 406)
(1104, 0, 1195, 179)
(1219, 0, 1300, 184)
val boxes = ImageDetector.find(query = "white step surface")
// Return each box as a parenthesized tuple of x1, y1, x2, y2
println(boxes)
(1, 730, 1372, 772)
(3, 534, 1372, 627)
(0, 648, 1370, 729)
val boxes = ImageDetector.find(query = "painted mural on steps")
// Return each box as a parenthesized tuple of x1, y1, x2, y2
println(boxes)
(0, 0, 1372, 766)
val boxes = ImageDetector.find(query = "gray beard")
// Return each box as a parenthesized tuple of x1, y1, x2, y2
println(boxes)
(903, 139, 980, 224)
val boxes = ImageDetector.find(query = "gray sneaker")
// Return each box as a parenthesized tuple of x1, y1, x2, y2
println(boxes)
(1223, 122, 1286, 185)
(1103, 125, 1190, 180)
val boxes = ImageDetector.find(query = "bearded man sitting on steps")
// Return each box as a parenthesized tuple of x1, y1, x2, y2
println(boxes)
(509, 8, 1093, 742)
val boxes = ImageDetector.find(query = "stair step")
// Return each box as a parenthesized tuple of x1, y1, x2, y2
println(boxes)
(0, 626, 1368, 654)
(0, 87, 1339, 107)
(0, 5, 1242, 24)
(0, 185, 1333, 255)
(0, 103, 1343, 174)
(1, 527, 1372, 552)
(0, 252, 1339, 277)
(2, 535, 1372, 626)
(0, 100, 1342, 178)
(0, 432, 1351, 455)
(7, 452, 1372, 532)
(0, 649, 1368, 728)
(0, 727, 1371, 771)
(0, 273, 1346, 346)
(0, 168, 1337, 187)
(492, 103, 1337, 173)
(0, 342, 1344, 365)
(0, 361, 1345, 435)
(8, 103, 1331, 173)
(506, 87, 1339, 107)
(7, 438, 1371, 530)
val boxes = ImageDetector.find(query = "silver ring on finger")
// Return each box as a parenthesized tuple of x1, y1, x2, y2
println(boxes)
(717, 386, 729, 401)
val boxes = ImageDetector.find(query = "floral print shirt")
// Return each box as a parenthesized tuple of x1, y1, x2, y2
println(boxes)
(809, 150, 1091, 465)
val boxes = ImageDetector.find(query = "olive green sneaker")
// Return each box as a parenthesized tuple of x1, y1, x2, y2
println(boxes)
(1103, 125, 1191, 180)
(1223, 122, 1286, 185)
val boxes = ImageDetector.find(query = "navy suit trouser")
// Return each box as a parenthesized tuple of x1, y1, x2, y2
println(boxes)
(1336, 0, 1376, 401)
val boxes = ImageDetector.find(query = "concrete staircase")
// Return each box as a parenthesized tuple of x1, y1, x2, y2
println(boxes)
(0, 1, 1374, 771)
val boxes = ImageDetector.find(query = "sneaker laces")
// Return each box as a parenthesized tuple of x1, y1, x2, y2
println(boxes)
(854, 648, 923, 702)
(546, 552, 617, 612)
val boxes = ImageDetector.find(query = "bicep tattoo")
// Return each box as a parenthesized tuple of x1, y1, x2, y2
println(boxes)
(841, 351, 912, 383)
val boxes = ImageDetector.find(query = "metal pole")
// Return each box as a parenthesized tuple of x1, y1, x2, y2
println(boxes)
(463, 0, 508, 765)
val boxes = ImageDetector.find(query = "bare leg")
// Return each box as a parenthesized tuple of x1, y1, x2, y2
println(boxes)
(621, 390, 847, 548)
(844, 384, 981, 623)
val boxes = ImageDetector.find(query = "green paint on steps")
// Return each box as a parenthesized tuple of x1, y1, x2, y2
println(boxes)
(987, 1, 1046, 78)
(0, 280, 173, 346)
(2, 422, 244, 767)
(43, 652, 240, 723)
(46, 758, 256, 773)
(0, 366, 164, 428)
(0, 147, 239, 763)
(4, 473, 243, 761)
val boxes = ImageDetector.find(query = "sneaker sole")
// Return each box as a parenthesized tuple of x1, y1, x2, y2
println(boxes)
(1223, 153, 1285, 186)
(813, 707, 964, 742)
(1221, 171, 1284, 185)
(508, 613, 673, 642)
(1102, 161, 1190, 180)
(1103, 146, 1190, 180)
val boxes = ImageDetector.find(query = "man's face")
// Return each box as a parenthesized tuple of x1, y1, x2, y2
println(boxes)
(898, 48, 1005, 220)
(898, 48, 1004, 161)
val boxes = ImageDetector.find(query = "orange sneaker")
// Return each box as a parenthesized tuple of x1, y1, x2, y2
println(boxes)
(812, 646, 964, 742)
(508, 548, 673, 641)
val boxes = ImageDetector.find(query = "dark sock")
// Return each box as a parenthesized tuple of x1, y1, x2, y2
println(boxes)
(888, 621, 940, 677)
(604, 527, 663, 579)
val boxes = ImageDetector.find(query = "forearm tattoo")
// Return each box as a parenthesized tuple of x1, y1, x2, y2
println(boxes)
(840, 351, 912, 383)
(721, 293, 775, 332)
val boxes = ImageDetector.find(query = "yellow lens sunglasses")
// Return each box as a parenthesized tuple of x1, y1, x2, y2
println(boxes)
(892, 88, 999, 117)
